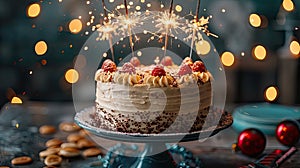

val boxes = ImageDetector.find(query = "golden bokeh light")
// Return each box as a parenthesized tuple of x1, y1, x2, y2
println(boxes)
(35, 41, 48, 56)
(69, 19, 83, 34)
(27, 3, 41, 18)
(196, 40, 211, 55)
(290, 40, 300, 56)
(11, 97, 23, 104)
(282, 0, 294, 12)
(253, 45, 267, 60)
(249, 14, 261, 28)
(221, 52, 235, 67)
(265, 86, 278, 102)
(65, 69, 79, 84)
(175, 5, 182, 12)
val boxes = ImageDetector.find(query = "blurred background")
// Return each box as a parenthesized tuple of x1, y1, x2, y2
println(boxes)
(0, 0, 299, 108)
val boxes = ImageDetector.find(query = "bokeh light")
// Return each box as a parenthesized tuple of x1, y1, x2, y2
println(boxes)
(253, 45, 267, 60)
(282, 0, 294, 12)
(290, 40, 300, 56)
(249, 14, 261, 28)
(265, 86, 278, 102)
(69, 19, 83, 34)
(65, 69, 79, 84)
(11, 97, 23, 104)
(221, 51, 235, 67)
(27, 3, 41, 18)
(175, 5, 183, 13)
(196, 40, 211, 55)
(35, 41, 48, 56)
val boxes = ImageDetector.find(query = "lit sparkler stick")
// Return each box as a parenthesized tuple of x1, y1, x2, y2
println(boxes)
(99, 0, 115, 61)
(163, 0, 174, 60)
(189, 0, 201, 58)
(124, 0, 135, 57)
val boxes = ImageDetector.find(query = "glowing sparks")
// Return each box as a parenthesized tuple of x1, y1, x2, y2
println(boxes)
(35, 41, 48, 56)
(96, 21, 117, 41)
(11, 97, 23, 104)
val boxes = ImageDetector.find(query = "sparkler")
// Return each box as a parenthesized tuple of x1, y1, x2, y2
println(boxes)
(97, 0, 117, 61)
(163, 0, 174, 60)
(189, 0, 201, 58)
(124, 0, 135, 58)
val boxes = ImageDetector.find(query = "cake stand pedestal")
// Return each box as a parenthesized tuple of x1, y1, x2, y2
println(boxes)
(75, 107, 233, 168)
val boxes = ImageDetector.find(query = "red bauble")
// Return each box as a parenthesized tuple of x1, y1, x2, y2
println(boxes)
(237, 128, 266, 157)
(276, 120, 300, 147)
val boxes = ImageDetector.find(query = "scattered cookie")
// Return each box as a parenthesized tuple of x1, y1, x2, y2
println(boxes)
(77, 139, 96, 149)
(11, 156, 32, 165)
(39, 125, 56, 135)
(82, 148, 102, 157)
(67, 133, 84, 142)
(46, 139, 63, 148)
(39, 148, 60, 158)
(60, 142, 78, 149)
(59, 122, 81, 132)
(59, 147, 81, 157)
(44, 155, 62, 166)
(79, 129, 90, 136)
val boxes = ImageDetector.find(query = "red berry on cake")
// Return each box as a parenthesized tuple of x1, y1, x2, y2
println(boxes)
(192, 60, 206, 73)
(101, 59, 117, 73)
(151, 66, 166, 77)
(122, 62, 136, 74)
(178, 64, 193, 76)
(182, 57, 193, 68)
(161, 56, 173, 66)
(130, 57, 141, 67)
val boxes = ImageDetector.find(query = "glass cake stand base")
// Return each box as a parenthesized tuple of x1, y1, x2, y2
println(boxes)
(75, 107, 233, 168)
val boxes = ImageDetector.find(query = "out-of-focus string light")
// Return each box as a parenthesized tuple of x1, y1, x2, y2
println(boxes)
(282, 0, 294, 12)
(249, 14, 261, 28)
(175, 5, 182, 12)
(35, 41, 48, 56)
(27, 3, 41, 18)
(290, 40, 300, 56)
(221, 51, 235, 67)
(11, 97, 23, 104)
(65, 69, 79, 84)
(253, 45, 267, 60)
(265, 86, 278, 102)
(69, 19, 83, 34)
(196, 40, 211, 55)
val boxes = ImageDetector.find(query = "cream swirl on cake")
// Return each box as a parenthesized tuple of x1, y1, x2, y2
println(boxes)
(93, 57, 212, 133)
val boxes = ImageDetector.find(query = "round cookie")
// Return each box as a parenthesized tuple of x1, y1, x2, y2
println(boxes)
(46, 139, 63, 148)
(39, 148, 60, 158)
(39, 125, 56, 135)
(59, 122, 81, 132)
(59, 147, 81, 157)
(11, 156, 32, 165)
(44, 155, 62, 166)
(82, 148, 102, 157)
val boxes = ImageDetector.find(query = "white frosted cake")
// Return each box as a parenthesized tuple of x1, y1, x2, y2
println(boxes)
(93, 57, 212, 134)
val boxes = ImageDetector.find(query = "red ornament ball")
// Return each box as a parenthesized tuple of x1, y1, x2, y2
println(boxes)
(237, 128, 266, 157)
(276, 120, 300, 147)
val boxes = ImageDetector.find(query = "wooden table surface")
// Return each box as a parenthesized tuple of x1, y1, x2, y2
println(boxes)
(0, 102, 299, 168)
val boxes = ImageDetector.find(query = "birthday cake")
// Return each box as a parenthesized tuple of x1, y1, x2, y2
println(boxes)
(93, 56, 212, 134)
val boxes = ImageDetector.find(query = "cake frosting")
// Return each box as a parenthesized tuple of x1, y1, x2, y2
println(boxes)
(93, 57, 212, 134)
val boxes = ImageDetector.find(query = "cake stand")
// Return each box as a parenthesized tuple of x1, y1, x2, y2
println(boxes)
(74, 107, 233, 168)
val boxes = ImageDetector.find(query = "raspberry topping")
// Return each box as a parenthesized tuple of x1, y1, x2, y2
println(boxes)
(101, 59, 117, 73)
(192, 60, 206, 73)
(178, 64, 193, 76)
(121, 62, 136, 74)
(151, 66, 166, 77)
(161, 56, 173, 66)
(130, 57, 141, 67)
